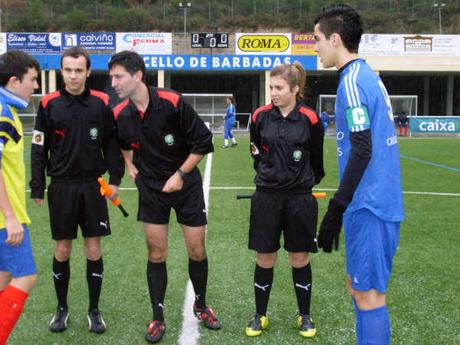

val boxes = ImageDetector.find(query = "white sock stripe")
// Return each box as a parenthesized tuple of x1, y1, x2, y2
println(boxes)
(295, 283, 312, 291)
(254, 283, 271, 291)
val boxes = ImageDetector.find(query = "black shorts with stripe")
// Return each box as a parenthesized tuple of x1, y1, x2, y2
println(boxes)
(249, 190, 318, 253)
(47, 179, 110, 240)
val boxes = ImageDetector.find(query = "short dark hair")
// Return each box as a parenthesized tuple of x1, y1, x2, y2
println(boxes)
(108, 51, 146, 82)
(0, 50, 40, 87)
(61, 46, 91, 69)
(314, 4, 363, 53)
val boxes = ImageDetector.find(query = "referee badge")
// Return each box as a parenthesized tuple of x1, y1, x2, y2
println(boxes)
(292, 150, 302, 162)
(250, 142, 259, 155)
(164, 134, 175, 146)
(32, 130, 45, 146)
(90, 128, 98, 140)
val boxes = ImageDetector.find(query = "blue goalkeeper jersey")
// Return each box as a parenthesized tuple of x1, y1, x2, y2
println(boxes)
(335, 59, 404, 222)
(225, 103, 236, 124)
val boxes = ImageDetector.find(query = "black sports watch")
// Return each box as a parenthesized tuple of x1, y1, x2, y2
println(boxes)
(177, 168, 187, 179)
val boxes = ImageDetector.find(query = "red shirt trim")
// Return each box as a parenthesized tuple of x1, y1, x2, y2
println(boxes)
(299, 106, 318, 125)
(90, 89, 109, 106)
(41, 91, 61, 108)
(113, 99, 130, 121)
(157, 90, 180, 109)
(252, 104, 273, 123)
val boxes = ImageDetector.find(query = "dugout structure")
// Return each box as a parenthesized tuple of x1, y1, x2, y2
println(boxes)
(183, 93, 251, 133)
(317, 94, 418, 135)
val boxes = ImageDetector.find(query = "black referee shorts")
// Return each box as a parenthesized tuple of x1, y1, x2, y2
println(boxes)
(135, 171, 207, 227)
(47, 179, 111, 240)
(249, 190, 318, 253)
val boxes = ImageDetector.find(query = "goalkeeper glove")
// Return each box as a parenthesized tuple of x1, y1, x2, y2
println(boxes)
(318, 198, 346, 253)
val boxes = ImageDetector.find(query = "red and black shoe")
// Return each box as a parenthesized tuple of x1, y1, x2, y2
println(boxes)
(145, 320, 166, 343)
(193, 303, 222, 330)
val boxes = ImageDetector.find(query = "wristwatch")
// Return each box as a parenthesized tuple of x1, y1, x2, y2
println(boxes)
(177, 168, 187, 179)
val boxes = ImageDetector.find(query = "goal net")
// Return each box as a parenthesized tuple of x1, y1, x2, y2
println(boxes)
(183, 93, 251, 133)
(317, 94, 418, 135)
(19, 94, 42, 135)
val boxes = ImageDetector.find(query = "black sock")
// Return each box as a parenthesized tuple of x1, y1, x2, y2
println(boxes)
(52, 257, 70, 309)
(87, 257, 104, 311)
(147, 261, 167, 321)
(188, 258, 208, 309)
(254, 264, 273, 316)
(292, 263, 312, 315)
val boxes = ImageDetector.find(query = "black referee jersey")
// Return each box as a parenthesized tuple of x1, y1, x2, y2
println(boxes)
(250, 102, 325, 193)
(113, 86, 213, 181)
(30, 88, 124, 199)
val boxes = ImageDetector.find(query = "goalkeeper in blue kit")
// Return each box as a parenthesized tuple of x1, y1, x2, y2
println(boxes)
(314, 5, 404, 345)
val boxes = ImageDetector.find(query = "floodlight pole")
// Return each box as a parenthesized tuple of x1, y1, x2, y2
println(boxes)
(178, 2, 192, 35)
(433, 3, 446, 34)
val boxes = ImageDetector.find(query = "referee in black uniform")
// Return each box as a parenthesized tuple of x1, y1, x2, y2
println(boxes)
(245, 62, 324, 339)
(30, 47, 124, 334)
(108, 51, 221, 343)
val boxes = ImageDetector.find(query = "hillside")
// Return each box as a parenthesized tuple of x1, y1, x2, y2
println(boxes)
(2, 0, 459, 34)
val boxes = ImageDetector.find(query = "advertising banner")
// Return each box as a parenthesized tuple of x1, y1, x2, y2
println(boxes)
(359, 34, 460, 56)
(235, 33, 291, 55)
(410, 116, 460, 134)
(6, 33, 61, 54)
(116, 33, 172, 54)
(291, 33, 316, 55)
(62, 32, 115, 52)
(0, 33, 6, 54)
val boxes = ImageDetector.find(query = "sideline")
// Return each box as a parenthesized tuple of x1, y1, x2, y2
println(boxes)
(178, 153, 213, 345)
(399, 154, 460, 173)
(209, 187, 460, 197)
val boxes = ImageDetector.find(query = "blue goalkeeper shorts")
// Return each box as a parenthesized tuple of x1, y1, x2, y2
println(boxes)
(224, 121, 234, 139)
(0, 225, 37, 278)
(344, 208, 400, 293)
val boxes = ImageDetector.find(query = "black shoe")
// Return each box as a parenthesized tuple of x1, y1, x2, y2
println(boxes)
(145, 320, 166, 343)
(87, 308, 106, 333)
(231, 142, 238, 147)
(49, 306, 69, 333)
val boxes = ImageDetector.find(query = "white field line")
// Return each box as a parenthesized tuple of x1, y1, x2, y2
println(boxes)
(207, 187, 460, 197)
(25, 187, 460, 197)
(178, 153, 213, 345)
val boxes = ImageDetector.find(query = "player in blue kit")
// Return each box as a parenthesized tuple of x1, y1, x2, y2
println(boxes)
(313, 5, 404, 345)
(222, 96, 237, 148)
